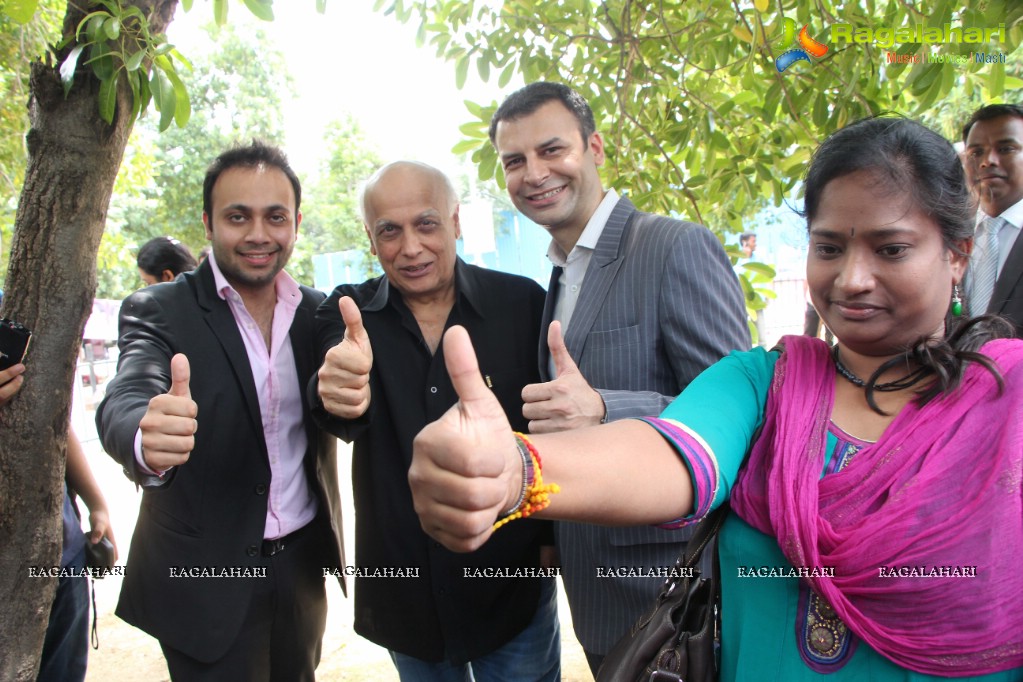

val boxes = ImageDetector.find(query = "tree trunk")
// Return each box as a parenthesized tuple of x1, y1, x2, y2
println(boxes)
(0, 1, 177, 679)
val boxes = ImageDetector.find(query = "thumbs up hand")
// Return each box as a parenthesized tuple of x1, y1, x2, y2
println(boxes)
(521, 322, 606, 433)
(139, 353, 199, 471)
(319, 296, 374, 419)
(409, 326, 520, 553)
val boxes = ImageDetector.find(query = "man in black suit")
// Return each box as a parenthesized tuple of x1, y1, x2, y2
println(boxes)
(962, 103, 1023, 334)
(96, 142, 344, 681)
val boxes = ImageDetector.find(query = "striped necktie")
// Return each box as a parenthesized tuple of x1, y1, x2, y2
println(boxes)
(969, 216, 1004, 316)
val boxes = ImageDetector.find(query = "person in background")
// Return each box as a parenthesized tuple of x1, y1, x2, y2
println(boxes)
(0, 356, 117, 682)
(37, 426, 118, 682)
(735, 231, 766, 343)
(136, 237, 198, 286)
(409, 116, 1023, 680)
(739, 231, 757, 260)
(961, 103, 1023, 334)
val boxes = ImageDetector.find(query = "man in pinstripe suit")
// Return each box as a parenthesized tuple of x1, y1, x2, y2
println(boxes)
(490, 82, 751, 675)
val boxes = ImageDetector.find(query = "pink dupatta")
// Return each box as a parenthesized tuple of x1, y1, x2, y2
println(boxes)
(729, 334, 1023, 676)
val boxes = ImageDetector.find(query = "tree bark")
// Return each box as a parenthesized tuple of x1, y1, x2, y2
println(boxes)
(0, 1, 177, 679)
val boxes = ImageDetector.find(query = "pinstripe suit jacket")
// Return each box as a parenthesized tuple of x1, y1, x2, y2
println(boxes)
(542, 196, 750, 654)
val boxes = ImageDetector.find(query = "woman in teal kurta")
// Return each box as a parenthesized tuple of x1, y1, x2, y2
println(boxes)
(654, 345, 1020, 680)
(409, 117, 1023, 680)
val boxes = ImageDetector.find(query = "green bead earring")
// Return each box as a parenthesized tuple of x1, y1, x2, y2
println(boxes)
(951, 284, 963, 317)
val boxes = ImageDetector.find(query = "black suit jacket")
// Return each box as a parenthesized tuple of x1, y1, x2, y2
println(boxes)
(95, 262, 345, 662)
(987, 230, 1023, 336)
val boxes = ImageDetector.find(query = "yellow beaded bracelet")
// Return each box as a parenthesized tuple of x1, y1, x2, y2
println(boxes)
(492, 432, 560, 531)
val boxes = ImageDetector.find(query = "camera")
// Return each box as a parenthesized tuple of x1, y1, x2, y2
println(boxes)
(0, 318, 31, 370)
(84, 534, 116, 575)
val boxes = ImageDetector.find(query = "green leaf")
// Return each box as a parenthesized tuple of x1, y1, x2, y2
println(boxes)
(98, 74, 117, 124)
(458, 121, 486, 138)
(213, 0, 228, 26)
(455, 53, 469, 89)
(137, 68, 152, 114)
(103, 16, 121, 41)
(128, 68, 142, 123)
(742, 261, 777, 277)
(451, 138, 480, 155)
(149, 68, 165, 110)
(909, 63, 941, 96)
(162, 66, 192, 127)
(498, 60, 515, 88)
(125, 49, 146, 72)
(150, 69, 176, 131)
(119, 6, 145, 23)
(988, 61, 1005, 97)
(316, 0, 327, 13)
(86, 13, 107, 43)
(59, 44, 85, 96)
(181, 0, 193, 11)
(478, 148, 497, 181)
(3, 0, 39, 24)
(86, 42, 115, 81)
(476, 55, 490, 81)
(242, 0, 274, 21)
(738, 274, 754, 298)
(167, 48, 193, 72)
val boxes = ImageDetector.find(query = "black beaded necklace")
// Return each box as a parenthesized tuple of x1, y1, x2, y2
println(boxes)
(831, 346, 929, 392)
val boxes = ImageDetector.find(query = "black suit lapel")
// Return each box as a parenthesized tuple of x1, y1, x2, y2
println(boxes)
(193, 263, 263, 438)
(990, 231, 1023, 315)
(290, 297, 315, 401)
(539, 265, 561, 381)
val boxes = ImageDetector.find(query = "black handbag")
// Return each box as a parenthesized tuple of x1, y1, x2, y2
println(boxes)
(595, 504, 727, 682)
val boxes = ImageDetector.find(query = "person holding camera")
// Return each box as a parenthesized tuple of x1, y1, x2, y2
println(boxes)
(0, 359, 118, 682)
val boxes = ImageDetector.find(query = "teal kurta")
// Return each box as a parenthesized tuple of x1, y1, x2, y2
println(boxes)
(655, 347, 1021, 682)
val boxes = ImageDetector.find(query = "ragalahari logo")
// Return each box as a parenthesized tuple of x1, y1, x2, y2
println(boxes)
(776, 17, 829, 72)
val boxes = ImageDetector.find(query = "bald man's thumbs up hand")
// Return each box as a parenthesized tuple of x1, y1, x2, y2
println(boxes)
(139, 353, 198, 471)
(409, 326, 520, 553)
(521, 321, 606, 433)
(318, 296, 374, 419)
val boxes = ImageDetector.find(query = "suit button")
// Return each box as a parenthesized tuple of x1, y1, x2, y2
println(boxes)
(247, 545, 258, 557)
(255, 484, 267, 495)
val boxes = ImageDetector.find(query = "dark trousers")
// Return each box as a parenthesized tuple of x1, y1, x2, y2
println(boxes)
(161, 517, 332, 682)
(37, 546, 89, 682)
(586, 650, 605, 679)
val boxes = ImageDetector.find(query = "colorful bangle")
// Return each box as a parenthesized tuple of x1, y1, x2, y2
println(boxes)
(492, 432, 560, 532)
(500, 435, 533, 516)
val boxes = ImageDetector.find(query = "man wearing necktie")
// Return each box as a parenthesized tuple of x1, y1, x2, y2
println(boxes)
(488, 81, 751, 676)
(962, 103, 1023, 334)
